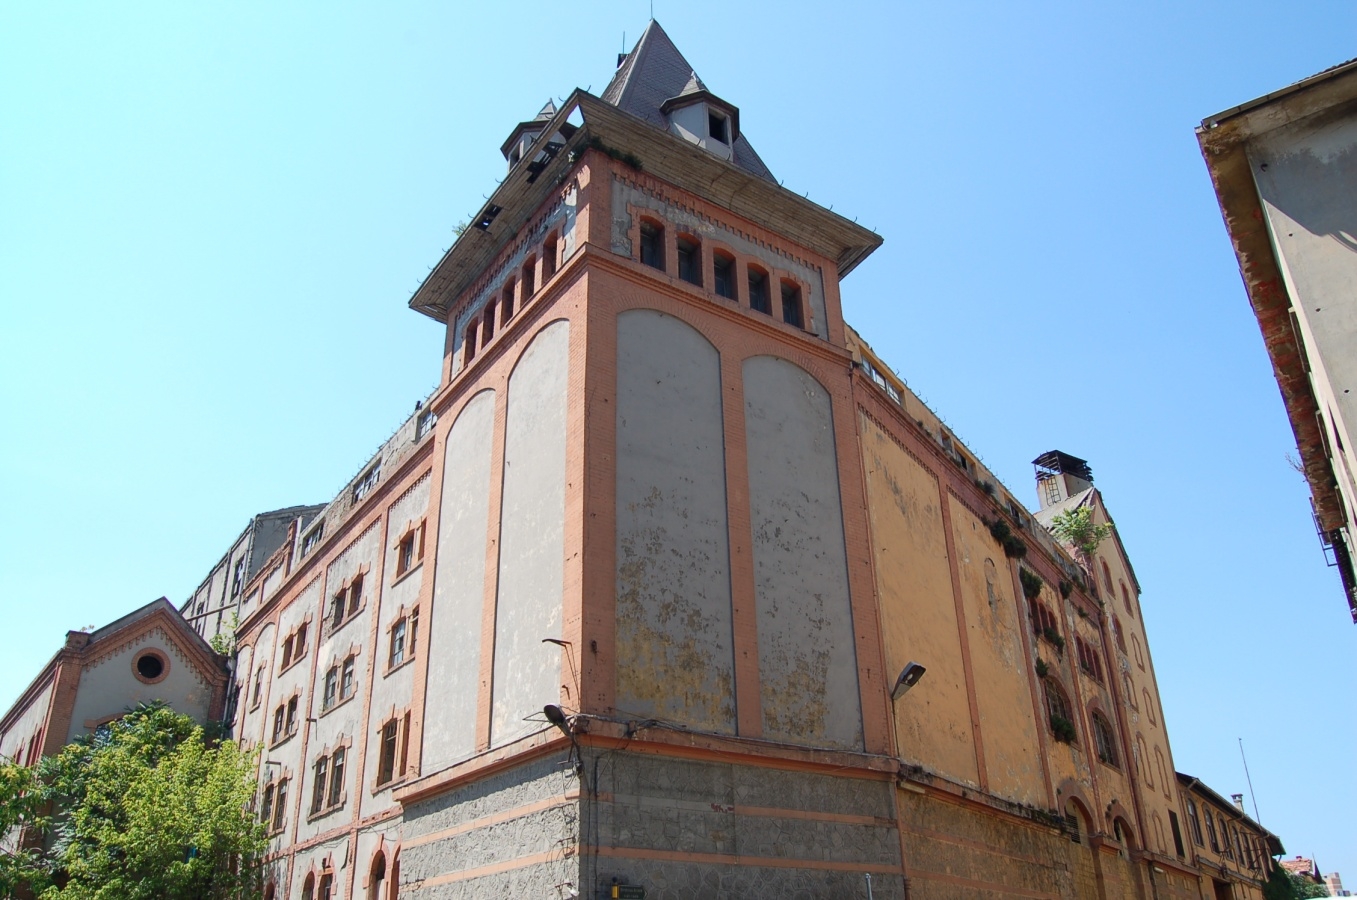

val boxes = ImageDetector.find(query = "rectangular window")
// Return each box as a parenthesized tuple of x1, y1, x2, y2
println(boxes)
(1169, 810, 1185, 857)
(340, 657, 355, 699)
(347, 574, 363, 617)
(311, 757, 328, 814)
(398, 534, 416, 576)
(521, 258, 536, 299)
(390, 618, 408, 668)
(285, 697, 298, 736)
(713, 253, 735, 300)
(252, 666, 264, 706)
(416, 408, 437, 440)
(463, 319, 478, 363)
(328, 748, 345, 807)
(293, 623, 307, 659)
(676, 237, 701, 286)
(377, 720, 399, 785)
(543, 233, 558, 279)
(331, 592, 346, 630)
(1187, 798, 1204, 846)
(260, 783, 275, 825)
(302, 523, 324, 557)
(639, 221, 664, 270)
(271, 779, 287, 831)
(231, 559, 244, 598)
(353, 463, 381, 504)
(781, 281, 803, 328)
(280, 636, 293, 670)
(708, 111, 728, 144)
(323, 667, 338, 710)
(272, 706, 285, 742)
(748, 268, 771, 314)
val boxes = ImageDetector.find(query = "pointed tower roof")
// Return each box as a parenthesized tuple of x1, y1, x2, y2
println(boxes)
(602, 20, 774, 181)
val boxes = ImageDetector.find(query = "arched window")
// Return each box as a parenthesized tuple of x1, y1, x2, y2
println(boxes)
(264, 883, 276, 900)
(369, 851, 387, 900)
(676, 234, 701, 286)
(638, 218, 665, 270)
(501, 277, 516, 323)
(747, 265, 771, 314)
(302, 874, 316, 900)
(1136, 735, 1153, 787)
(1204, 808, 1220, 852)
(1131, 635, 1144, 670)
(1121, 581, 1135, 618)
(542, 232, 559, 279)
(984, 558, 998, 606)
(1186, 797, 1204, 846)
(1044, 680, 1076, 745)
(1111, 615, 1127, 653)
(482, 295, 498, 345)
(1143, 688, 1156, 724)
(712, 250, 736, 300)
(1091, 712, 1118, 767)
(1113, 816, 1137, 852)
(1101, 559, 1114, 593)
(463, 317, 479, 364)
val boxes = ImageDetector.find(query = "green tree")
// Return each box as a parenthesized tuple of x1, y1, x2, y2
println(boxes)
(37, 703, 266, 900)
(1048, 505, 1114, 558)
(0, 758, 52, 896)
(1288, 872, 1332, 899)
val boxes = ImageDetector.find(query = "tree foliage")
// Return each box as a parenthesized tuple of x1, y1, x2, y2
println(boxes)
(1048, 505, 1113, 557)
(0, 759, 50, 896)
(2, 703, 266, 900)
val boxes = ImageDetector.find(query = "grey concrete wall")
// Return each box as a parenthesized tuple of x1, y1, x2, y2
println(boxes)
(1252, 115, 1357, 529)
(582, 750, 902, 900)
(610, 178, 830, 340)
(614, 310, 736, 732)
(424, 391, 496, 773)
(492, 320, 570, 745)
(742, 356, 863, 750)
(400, 752, 580, 899)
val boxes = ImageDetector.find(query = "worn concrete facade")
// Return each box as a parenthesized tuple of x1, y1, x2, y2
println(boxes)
(1199, 60, 1357, 622)
(224, 20, 1287, 900)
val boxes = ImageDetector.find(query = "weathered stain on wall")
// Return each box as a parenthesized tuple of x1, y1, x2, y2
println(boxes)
(423, 390, 496, 772)
(859, 413, 979, 785)
(743, 356, 861, 750)
(949, 502, 1045, 806)
(614, 309, 736, 731)
(491, 320, 570, 745)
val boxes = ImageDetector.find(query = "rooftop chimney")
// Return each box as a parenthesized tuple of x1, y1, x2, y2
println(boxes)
(1232, 793, 1246, 813)
(1033, 450, 1094, 511)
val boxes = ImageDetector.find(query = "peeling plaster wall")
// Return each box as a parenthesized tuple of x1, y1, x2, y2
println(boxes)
(614, 309, 736, 732)
(424, 391, 496, 772)
(491, 320, 569, 745)
(859, 412, 978, 785)
(582, 750, 902, 900)
(743, 356, 861, 750)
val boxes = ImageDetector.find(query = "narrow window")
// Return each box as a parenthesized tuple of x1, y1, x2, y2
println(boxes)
(1101, 559, 1113, 593)
(1169, 810, 1185, 857)
(322, 667, 338, 710)
(1112, 615, 1127, 652)
(285, 696, 298, 735)
(399, 711, 412, 777)
(252, 666, 265, 706)
(1205, 808, 1219, 852)
(302, 875, 315, 900)
(748, 266, 770, 314)
(353, 463, 380, 503)
(397, 533, 416, 576)
(521, 256, 536, 299)
(463, 318, 478, 363)
(348, 573, 363, 617)
(780, 280, 804, 328)
(712, 251, 736, 300)
(341, 656, 355, 699)
(272, 706, 285, 742)
(1043, 681, 1076, 745)
(319, 873, 333, 900)
(331, 591, 346, 630)
(280, 636, 293, 670)
(377, 720, 399, 785)
(1187, 798, 1204, 846)
(481, 298, 496, 345)
(390, 617, 408, 668)
(369, 853, 387, 900)
(543, 233, 558, 279)
(328, 748, 345, 807)
(271, 779, 287, 831)
(294, 623, 307, 659)
(408, 608, 419, 659)
(708, 110, 728, 144)
(1092, 713, 1118, 766)
(501, 278, 516, 323)
(639, 220, 664, 270)
(676, 235, 701, 286)
(1121, 582, 1135, 618)
(260, 783, 275, 824)
(311, 756, 328, 814)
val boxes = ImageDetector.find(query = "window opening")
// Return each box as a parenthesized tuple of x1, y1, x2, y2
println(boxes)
(271, 779, 287, 831)
(1187, 798, 1204, 846)
(322, 667, 338, 711)
(328, 748, 345, 807)
(1169, 811, 1186, 858)
(311, 756, 328, 814)
(285, 696, 298, 736)
(521, 257, 536, 300)
(481, 298, 496, 345)
(341, 656, 355, 699)
(676, 236, 701, 286)
(1092, 712, 1118, 766)
(713, 252, 735, 300)
(377, 720, 399, 785)
(302, 523, 324, 557)
(639, 220, 664, 270)
(353, 463, 381, 504)
(1043, 681, 1076, 744)
(543, 233, 558, 279)
(464, 318, 478, 363)
(708, 110, 728, 143)
(748, 267, 771, 314)
(780, 281, 804, 328)
(501, 278, 516, 323)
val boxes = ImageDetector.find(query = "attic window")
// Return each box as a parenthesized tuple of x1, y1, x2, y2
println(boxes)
(708, 111, 729, 144)
(509, 146, 522, 167)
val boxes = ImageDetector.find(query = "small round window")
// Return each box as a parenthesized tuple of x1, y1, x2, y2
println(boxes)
(133, 650, 168, 683)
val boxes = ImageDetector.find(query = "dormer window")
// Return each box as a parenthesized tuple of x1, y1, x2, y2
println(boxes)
(708, 111, 729, 144)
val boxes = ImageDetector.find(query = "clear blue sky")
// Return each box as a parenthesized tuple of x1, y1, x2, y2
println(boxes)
(2, 0, 1353, 879)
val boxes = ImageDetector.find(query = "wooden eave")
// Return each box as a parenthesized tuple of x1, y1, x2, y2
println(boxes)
(408, 89, 882, 323)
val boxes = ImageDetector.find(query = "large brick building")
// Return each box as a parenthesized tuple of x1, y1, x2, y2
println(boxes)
(227, 22, 1281, 899)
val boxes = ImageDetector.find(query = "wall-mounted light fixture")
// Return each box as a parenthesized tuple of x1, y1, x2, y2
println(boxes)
(891, 662, 927, 701)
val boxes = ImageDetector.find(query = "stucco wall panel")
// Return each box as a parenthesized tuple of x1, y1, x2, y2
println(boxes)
(950, 503, 1044, 805)
(423, 391, 497, 773)
(614, 309, 736, 731)
(492, 320, 570, 745)
(743, 356, 861, 750)
(69, 629, 213, 742)
(859, 413, 978, 785)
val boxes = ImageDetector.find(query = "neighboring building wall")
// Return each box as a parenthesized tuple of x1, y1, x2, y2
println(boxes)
(1179, 777, 1276, 899)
